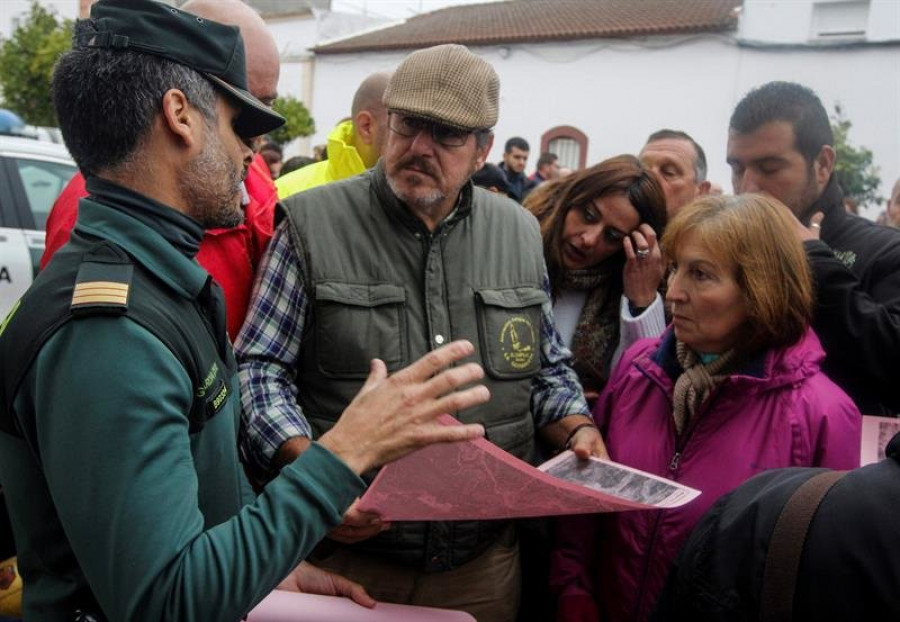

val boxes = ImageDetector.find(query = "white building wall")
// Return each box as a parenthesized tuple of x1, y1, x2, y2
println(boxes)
(266, 15, 318, 102)
(739, 0, 900, 44)
(866, 0, 900, 42)
(264, 11, 390, 156)
(312, 35, 899, 216)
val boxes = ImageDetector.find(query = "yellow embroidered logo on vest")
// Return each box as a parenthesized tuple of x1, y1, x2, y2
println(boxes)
(500, 315, 536, 370)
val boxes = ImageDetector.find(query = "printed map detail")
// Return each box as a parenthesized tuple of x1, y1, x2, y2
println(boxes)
(359, 415, 700, 521)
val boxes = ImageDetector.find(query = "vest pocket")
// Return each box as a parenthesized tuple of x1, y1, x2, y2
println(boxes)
(475, 286, 548, 380)
(315, 282, 408, 377)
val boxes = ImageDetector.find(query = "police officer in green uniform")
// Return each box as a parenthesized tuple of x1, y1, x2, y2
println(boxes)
(0, 2, 489, 620)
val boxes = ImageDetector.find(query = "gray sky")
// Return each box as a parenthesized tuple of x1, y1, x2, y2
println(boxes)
(332, 0, 501, 20)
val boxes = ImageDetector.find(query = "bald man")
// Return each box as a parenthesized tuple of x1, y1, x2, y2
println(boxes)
(276, 71, 392, 198)
(184, 0, 279, 108)
(41, 0, 281, 341)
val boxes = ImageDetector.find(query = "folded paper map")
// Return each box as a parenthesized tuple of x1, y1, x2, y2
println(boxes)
(247, 590, 475, 622)
(358, 415, 700, 521)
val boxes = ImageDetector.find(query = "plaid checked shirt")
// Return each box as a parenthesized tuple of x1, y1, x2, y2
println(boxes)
(236, 222, 590, 475)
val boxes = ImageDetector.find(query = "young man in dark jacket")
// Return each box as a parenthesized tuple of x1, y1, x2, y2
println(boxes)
(727, 81, 900, 416)
(499, 136, 537, 202)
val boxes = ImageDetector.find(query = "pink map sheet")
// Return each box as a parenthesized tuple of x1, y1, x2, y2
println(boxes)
(247, 590, 474, 621)
(358, 415, 699, 521)
(861, 414, 900, 466)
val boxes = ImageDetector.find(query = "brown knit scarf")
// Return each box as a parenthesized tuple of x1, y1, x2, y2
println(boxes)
(559, 262, 622, 396)
(671, 340, 738, 436)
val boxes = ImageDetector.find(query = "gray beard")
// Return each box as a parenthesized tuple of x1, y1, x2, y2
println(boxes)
(386, 173, 447, 211)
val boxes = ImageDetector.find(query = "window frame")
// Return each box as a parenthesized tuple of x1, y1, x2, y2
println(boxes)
(540, 125, 589, 170)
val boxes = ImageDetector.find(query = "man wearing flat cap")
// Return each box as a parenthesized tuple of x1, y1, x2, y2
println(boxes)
(0, 2, 491, 619)
(238, 43, 607, 621)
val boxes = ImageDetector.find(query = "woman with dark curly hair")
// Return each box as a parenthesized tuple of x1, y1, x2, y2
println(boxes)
(525, 155, 668, 402)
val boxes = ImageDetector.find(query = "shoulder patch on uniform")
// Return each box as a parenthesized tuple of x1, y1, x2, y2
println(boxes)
(70, 246, 134, 315)
(71, 280, 130, 308)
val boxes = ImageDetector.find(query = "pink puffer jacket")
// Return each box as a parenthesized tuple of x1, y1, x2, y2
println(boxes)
(551, 328, 861, 622)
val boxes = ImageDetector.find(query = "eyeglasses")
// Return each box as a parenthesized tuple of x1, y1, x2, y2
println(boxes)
(388, 113, 473, 148)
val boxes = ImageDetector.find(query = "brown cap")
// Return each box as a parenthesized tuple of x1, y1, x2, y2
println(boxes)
(383, 44, 498, 131)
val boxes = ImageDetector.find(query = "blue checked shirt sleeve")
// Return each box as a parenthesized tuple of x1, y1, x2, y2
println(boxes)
(531, 273, 591, 427)
(236, 222, 312, 475)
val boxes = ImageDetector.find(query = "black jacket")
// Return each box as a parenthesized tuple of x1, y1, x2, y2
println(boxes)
(654, 432, 900, 621)
(805, 179, 900, 415)
(498, 161, 537, 203)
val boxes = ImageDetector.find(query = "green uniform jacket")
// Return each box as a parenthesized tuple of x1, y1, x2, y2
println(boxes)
(275, 120, 367, 199)
(0, 179, 364, 621)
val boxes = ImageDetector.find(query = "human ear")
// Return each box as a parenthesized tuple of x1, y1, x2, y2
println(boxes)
(814, 145, 836, 188)
(160, 88, 201, 149)
(474, 133, 494, 168)
(355, 110, 375, 145)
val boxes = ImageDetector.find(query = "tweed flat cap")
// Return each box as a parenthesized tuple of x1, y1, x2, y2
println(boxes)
(383, 44, 499, 131)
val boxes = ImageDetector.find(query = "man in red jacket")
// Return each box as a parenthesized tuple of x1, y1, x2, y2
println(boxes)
(41, 0, 280, 341)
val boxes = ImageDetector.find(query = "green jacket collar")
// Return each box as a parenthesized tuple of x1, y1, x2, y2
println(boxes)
(75, 176, 209, 299)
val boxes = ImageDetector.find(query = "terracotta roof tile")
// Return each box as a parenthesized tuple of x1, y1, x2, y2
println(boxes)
(314, 0, 741, 54)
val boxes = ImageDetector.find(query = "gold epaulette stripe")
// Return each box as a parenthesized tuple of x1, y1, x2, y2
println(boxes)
(72, 281, 130, 306)
(72, 293, 129, 305)
(73, 281, 129, 294)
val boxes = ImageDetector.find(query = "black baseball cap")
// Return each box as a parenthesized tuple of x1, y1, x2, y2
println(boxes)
(79, 0, 284, 138)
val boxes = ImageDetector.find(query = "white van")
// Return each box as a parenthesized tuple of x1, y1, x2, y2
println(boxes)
(0, 136, 77, 318)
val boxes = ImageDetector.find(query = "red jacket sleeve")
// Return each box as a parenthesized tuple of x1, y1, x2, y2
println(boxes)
(41, 172, 87, 270)
(244, 154, 276, 267)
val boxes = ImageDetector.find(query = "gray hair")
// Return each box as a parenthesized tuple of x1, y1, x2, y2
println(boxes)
(53, 20, 219, 176)
(645, 129, 708, 183)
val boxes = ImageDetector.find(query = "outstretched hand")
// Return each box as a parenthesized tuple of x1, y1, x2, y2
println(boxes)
(318, 340, 489, 475)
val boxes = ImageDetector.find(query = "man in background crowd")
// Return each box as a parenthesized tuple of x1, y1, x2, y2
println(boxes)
(472, 162, 511, 194)
(530, 151, 560, 186)
(259, 141, 284, 178)
(280, 155, 317, 177)
(639, 129, 710, 217)
(727, 81, 900, 416)
(276, 71, 391, 198)
(877, 176, 900, 227)
(499, 136, 536, 202)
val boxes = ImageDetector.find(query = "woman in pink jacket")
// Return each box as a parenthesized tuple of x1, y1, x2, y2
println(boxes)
(550, 194, 861, 622)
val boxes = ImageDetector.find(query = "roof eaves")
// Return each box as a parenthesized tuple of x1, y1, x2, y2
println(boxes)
(314, 21, 738, 55)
